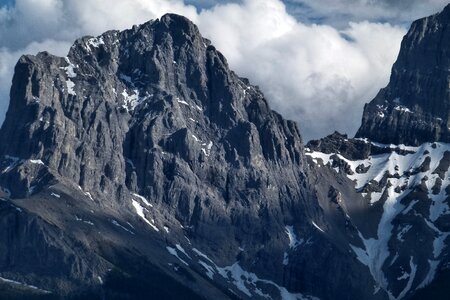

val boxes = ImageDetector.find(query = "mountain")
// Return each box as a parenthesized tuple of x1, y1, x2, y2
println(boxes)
(306, 132, 450, 300)
(356, 4, 450, 146)
(0, 5, 450, 300)
(305, 5, 450, 299)
(0, 13, 373, 300)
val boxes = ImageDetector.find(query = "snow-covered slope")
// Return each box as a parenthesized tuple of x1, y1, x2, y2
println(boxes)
(306, 135, 450, 299)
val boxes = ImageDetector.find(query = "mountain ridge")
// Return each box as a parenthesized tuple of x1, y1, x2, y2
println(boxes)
(0, 8, 449, 300)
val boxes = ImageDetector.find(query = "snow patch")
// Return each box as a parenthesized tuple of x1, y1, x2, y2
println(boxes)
(132, 193, 152, 207)
(85, 191, 94, 202)
(29, 159, 44, 165)
(393, 257, 417, 300)
(285, 226, 303, 248)
(394, 105, 412, 113)
(166, 246, 189, 266)
(121, 89, 140, 110)
(75, 216, 94, 226)
(312, 221, 325, 233)
(350, 245, 369, 266)
(111, 220, 135, 235)
(217, 262, 318, 300)
(2, 156, 20, 174)
(0, 276, 50, 293)
(60, 57, 77, 78)
(175, 244, 192, 260)
(192, 248, 215, 264)
(66, 79, 76, 96)
(396, 225, 412, 242)
(199, 261, 215, 279)
(177, 99, 190, 106)
(201, 141, 213, 157)
(87, 37, 105, 49)
(131, 200, 159, 232)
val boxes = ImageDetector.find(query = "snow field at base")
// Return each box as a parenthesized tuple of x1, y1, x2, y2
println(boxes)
(306, 142, 450, 299)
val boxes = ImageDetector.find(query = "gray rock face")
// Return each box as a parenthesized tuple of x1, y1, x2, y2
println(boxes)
(0, 14, 375, 300)
(356, 3, 450, 146)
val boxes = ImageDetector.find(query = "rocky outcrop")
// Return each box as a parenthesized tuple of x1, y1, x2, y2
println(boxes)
(356, 4, 450, 146)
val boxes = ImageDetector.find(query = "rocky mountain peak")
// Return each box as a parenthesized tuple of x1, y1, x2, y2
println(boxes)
(0, 13, 332, 300)
(0, 13, 305, 202)
(356, 4, 450, 146)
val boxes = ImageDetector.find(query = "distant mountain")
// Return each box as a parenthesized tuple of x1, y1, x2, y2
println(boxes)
(356, 4, 450, 146)
(306, 132, 450, 300)
(0, 4, 449, 300)
(307, 4, 450, 299)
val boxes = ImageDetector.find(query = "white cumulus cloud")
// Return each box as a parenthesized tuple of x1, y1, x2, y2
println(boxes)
(194, 2, 406, 139)
(0, 0, 438, 141)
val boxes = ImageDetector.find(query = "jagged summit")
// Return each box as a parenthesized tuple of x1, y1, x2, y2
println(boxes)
(356, 4, 450, 146)
(0, 12, 303, 201)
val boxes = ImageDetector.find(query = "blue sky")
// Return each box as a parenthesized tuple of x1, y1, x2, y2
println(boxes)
(0, 0, 13, 6)
(183, 0, 448, 26)
(0, 0, 447, 140)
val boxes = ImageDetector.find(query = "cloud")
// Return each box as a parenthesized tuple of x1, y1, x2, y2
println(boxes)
(0, 0, 437, 141)
(0, 0, 198, 50)
(285, 0, 449, 27)
(194, 1, 405, 139)
(185, 0, 238, 9)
